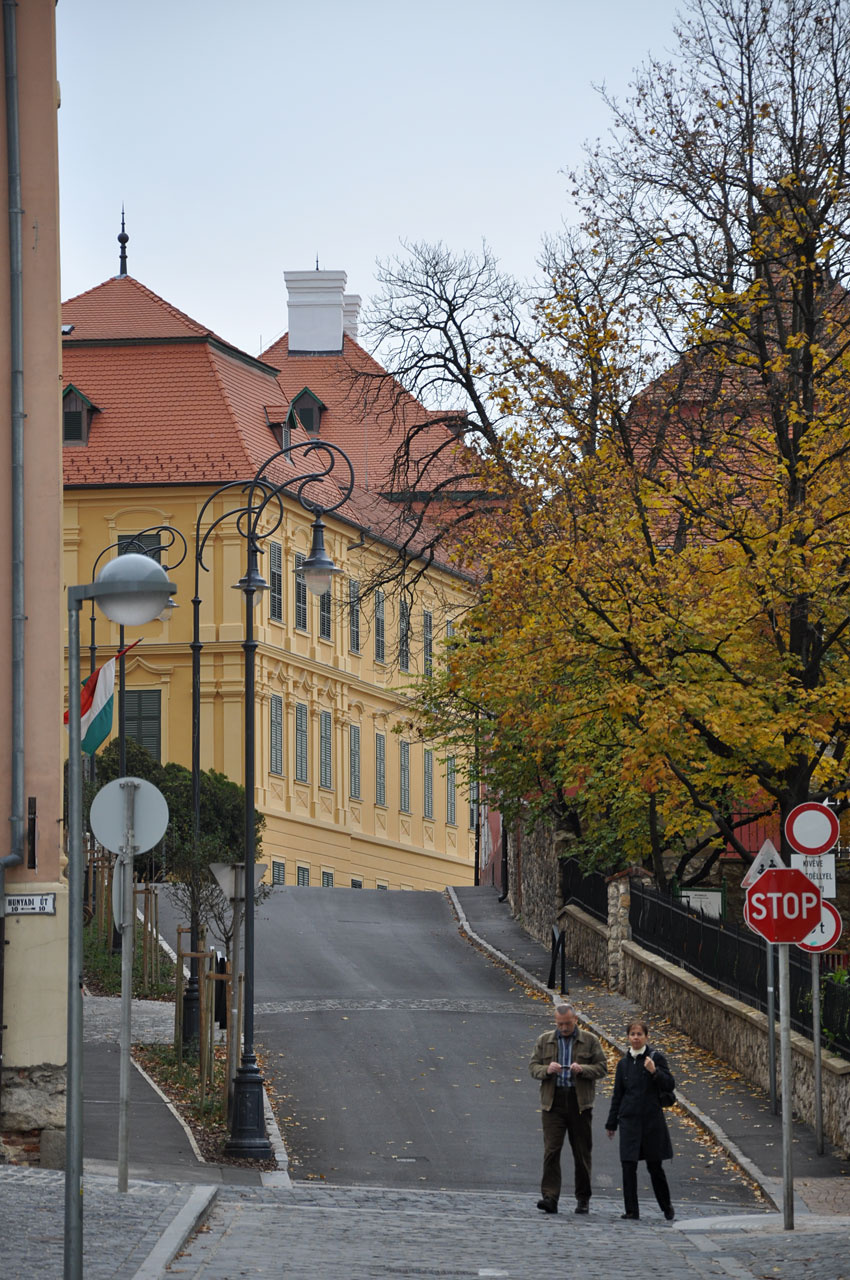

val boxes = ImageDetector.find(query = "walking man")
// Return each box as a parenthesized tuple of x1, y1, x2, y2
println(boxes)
(529, 1001, 608, 1215)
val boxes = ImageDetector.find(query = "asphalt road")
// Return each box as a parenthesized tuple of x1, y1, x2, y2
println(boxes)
(157, 886, 762, 1211)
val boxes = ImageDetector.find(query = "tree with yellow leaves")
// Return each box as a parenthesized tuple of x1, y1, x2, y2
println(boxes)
(409, 0, 850, 888)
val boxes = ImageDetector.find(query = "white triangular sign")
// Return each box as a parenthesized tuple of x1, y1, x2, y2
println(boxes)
(741, 838, 784, 889)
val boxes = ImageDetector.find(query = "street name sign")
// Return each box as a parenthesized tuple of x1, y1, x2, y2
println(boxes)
(784, 802, 840, 856)
(798, 901, 843, 953)
(744, 868, 822, 943)
(5, 893, 56, 915)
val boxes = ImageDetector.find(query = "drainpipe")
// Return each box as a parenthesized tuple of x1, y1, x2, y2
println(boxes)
(0, 0, 27, 1129)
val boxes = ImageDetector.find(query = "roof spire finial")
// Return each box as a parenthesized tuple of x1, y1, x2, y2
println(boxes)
(316, 253, 319, 271)
(118, 207, 129, 277)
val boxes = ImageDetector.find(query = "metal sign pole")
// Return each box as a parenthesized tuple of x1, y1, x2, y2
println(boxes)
(811, 951, 823, 1155)
(117, 779, 140, 1193)
(766, 940, 777, 1113)
(778, 942, 794, 1230)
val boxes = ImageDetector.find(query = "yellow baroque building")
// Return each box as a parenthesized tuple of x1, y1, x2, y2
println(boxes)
(63, 264, 478, 892)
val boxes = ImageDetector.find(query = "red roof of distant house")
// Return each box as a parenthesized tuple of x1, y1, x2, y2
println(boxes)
(261, 333, 470, 496)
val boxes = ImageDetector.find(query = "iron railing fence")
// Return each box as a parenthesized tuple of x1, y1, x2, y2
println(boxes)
(629, 880, 850, 1060)
(560, 858, 608, 922)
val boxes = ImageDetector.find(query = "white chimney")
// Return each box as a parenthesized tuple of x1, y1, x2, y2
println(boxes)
(343, 294, 362, 342)
(285, 270, 347, 352)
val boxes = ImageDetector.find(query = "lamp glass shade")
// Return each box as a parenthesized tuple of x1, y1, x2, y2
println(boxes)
(303, 566, 334, 598)
(95, 554, 175, 626)
(300, 516, 342, 597)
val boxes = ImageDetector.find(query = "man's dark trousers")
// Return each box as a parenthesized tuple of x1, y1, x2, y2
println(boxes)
(541, 1086, 593, 1204)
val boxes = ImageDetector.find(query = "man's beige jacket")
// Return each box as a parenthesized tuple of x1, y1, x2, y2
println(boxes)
(529, 1026, 608, 1112)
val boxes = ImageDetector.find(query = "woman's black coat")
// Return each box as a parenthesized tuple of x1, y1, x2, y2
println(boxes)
(605, 1046, 674, 1163)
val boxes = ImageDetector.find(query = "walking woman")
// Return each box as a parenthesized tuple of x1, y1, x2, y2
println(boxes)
(605, 1020, 675, 1222)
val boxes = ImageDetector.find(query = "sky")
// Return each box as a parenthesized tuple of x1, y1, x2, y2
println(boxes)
(57, 0, 683, 358)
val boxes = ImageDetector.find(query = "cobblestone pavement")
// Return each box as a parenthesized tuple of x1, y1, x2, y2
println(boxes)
(0, 1166, 214, 1280)
(83, 995, 175, 1043)
(164, 1183, 850, 1280)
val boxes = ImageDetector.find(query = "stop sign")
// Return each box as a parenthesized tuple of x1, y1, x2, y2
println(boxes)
(744, 868, 822, 943)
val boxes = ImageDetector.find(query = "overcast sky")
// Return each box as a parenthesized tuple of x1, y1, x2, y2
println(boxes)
(57, 0, 682, 357)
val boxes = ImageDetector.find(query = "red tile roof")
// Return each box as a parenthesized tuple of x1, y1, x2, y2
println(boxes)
(63, 274, 221, 343)
(61, 276, 469, 576)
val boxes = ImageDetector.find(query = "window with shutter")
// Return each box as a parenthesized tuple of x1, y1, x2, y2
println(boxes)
(399, 599, 410, 672)
(124, 690, 161, 762)
(349, 724, 361, 799)
(295, 553, 308, 631)
(319, 587, 332, 640)
(375, 732, 386, 806)
(400, 739, 410, 812)
(446, 755, 457, 826)
(374, 591, 385, 663)
(320, 709, 333, 788)
(424, 749, 434, 819)
(270, 542, 282, 622)
(295, 703, 308, 782)
(424, 610, 433, 677)
(270, 694, 283, 774)
(349, 580, 361, 653)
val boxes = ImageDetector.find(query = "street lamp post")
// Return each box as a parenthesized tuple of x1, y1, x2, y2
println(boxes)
(190, 440, 354, 1158)
(65, 554, 176, 1280)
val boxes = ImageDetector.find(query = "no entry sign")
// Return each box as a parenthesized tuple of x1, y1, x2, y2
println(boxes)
(784, 802, 840, 856)
(744, 867, 822, 944)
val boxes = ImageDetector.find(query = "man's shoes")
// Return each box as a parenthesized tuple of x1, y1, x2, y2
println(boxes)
(575, 1200, 589, 1214)
(537, 1197, 558, 1214)
(620, 1212, 640, 1220)
(664, 1207, 675, 1221)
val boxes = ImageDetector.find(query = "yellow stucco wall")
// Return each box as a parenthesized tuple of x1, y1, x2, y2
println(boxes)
(64, 486, 477, 893)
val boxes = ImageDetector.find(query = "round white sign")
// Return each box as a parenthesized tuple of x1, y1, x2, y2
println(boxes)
(90, 777, 169, 855)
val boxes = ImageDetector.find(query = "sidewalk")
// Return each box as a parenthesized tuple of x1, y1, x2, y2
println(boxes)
(451, 884, 850, 1218)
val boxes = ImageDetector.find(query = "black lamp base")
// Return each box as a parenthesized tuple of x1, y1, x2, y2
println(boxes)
(181, 979, 200, 1052)
(224, 1054, 273, 1160)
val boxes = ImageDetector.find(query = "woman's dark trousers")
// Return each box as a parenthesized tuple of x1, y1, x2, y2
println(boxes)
(621, 1159, 671, 1217)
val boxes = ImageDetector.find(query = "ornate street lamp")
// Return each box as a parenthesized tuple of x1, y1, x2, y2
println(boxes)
(65, 554, 176, 1280)
(191, 439, 354, 1158)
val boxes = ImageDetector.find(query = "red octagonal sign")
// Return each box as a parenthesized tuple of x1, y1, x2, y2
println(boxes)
(744, 868, 822, 944)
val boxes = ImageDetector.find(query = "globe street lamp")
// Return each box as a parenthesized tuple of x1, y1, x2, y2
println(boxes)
(191, 439, 354, 1158)
(65, 554, 176, 1280)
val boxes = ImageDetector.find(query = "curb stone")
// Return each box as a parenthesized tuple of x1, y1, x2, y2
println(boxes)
(129, 1183, 218, 1280)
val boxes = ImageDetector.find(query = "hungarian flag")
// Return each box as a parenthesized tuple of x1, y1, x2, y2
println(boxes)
(64, 640, 140, 756)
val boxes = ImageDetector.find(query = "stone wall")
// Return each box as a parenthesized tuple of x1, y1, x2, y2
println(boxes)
(506, 820, 566, 948)
(1, 1064, 65, 1167)
(620, 940, 850, 1156)
(558, 903, 608, 977)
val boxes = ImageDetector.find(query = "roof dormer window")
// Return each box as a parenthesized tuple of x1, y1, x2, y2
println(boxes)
(63, 385, 97, 446)
(287, 387, 326, 436)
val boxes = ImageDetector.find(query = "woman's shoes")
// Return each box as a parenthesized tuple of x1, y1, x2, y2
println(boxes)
(664, 1207, 675, 1221)
(620, 1212, 639, 1220)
